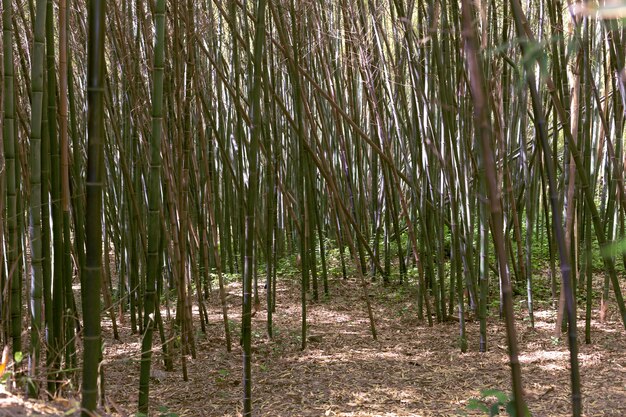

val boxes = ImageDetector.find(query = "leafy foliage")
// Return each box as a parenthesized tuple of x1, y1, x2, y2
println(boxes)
(466, 389, 531, 417)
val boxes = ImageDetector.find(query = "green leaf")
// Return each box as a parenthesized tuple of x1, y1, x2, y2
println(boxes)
(506, 401, 516, 417)
(489, 402, 501, 416)
(600, 237, 626, 258)
(467, 398, 489, 412)
(158, 406, 169, 412)
(506, 400, 532, 417)
(14, 352, 23, 363)
(481, 389, 509, 404)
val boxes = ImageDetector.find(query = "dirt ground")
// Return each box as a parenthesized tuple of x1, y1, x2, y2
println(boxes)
(2, 276, 625, 416)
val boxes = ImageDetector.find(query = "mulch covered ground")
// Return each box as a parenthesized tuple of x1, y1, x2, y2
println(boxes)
(104, 277, 624, 417)
(2, 276, 625, 416)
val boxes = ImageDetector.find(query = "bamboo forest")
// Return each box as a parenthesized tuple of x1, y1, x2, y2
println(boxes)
(1, 0, 626, 415)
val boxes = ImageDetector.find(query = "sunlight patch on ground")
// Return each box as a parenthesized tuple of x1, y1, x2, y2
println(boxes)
(533, 309, 557, 319)
(519, 349, 567, 364)
(295, 351, 342, 363)
(578, 352, 604, 366)
(532, 320, 557, 332)
(518, 347, 570, 372)
(537, 362, 565, 372)
(590, 321, 622, 333)
(0, 384, 77, 415)
(334, 413, 424, 417)
(309, 310, 354, 324)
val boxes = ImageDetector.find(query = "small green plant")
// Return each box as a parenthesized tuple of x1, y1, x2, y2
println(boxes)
(215, 369, 230, 385)
(228, 319, 239, 339)
(0, 345, 16, 384)
(466, 389, 530, 416)
(395, 304, 409, 317)
(157, 405, 179, 417)
(275, 256, 300, 276)
(0, 350, 22, 384)
(223, 273, 240, 285)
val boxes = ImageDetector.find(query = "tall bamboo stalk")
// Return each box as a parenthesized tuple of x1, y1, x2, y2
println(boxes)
(26, 0, 48, 397)
(81, 0, 106, 413)
(461, 1, 527, 415)
(242, 1, 267, 414)
(3, 0, 21, 361)
(138, 0, 166, 411)
(508, 0, 582, 414)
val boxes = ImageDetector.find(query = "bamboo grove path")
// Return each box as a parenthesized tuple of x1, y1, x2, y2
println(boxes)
(9, 275, 622, 417)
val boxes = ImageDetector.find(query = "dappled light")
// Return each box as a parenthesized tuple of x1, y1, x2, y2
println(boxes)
(2, 0, 626, 415)
(95, 281, 626, 416)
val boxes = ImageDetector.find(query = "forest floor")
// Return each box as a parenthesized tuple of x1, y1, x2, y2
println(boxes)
(105, 274, 625, 417)
(2, 274, 625, 416)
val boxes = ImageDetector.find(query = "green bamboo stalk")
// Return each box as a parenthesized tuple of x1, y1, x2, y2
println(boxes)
(81, 0, 106, 412)
(45, 0, 65, 389)
(59, 0, 77, 377)
(242, 0, 267, 414)
(3, 0, 21, 361)
(526, 7, 626, 332)
(41, 49, 55, 397)
(25, 0, 49, 397)
(507, 0, 582, 414)
(137, 0, 167, 402)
